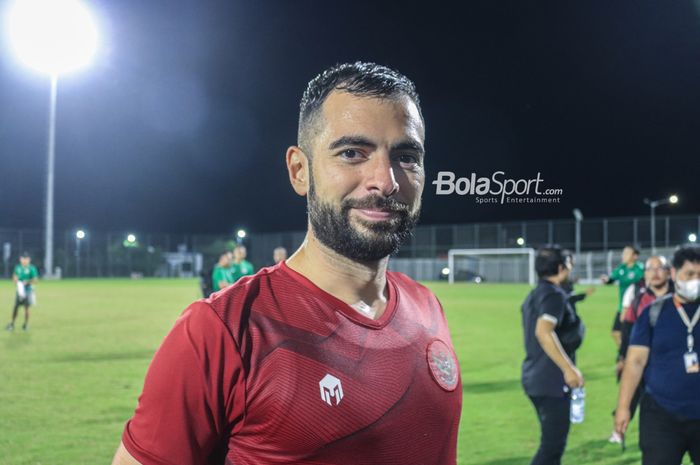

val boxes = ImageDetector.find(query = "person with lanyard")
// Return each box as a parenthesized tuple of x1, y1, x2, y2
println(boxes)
(615, 245, 700, 464)
(5, 252, 39, 332)
(601, 245, 644, 348)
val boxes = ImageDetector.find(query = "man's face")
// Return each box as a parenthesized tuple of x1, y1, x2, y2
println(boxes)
(306, 91, 425, 262)
(273, 249, 287, 264)
(622, 247, 637, 264)
(20, 257, 30, 267)
(234, 247, 246, 261)
(561, 256, 573, 281)
(672, 261, 700, 283)
(644, 258, 669, 289)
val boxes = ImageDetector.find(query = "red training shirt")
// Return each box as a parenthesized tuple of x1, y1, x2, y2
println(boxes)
(122, 261, 462, 465)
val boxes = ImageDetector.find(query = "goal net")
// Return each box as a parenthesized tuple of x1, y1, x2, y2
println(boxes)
(447, 248, 536, 286)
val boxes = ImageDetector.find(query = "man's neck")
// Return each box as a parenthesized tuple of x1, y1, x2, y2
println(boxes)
(285, 229, 389, 319)
(650, 283, 669, 297)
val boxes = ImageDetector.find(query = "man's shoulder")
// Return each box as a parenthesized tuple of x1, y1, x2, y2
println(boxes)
(637, 294, 674, 324)
(205, 264, 285, 324)
(387, 270, 436, 299)
(534, 280, 563, 299)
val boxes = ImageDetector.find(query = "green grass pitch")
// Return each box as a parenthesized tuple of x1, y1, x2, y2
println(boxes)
(0, 278, 666, 464)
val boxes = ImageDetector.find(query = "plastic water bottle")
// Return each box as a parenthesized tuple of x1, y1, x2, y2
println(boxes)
(570, 387, 586, 424)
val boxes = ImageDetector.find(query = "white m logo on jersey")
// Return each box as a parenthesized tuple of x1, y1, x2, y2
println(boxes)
(319, 373, 343, 406)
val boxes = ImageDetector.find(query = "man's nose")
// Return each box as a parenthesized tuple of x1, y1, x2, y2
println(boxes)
(365, 154, 399, 197)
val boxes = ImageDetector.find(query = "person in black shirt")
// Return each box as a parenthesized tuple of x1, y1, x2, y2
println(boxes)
(522, 247, 585, 465)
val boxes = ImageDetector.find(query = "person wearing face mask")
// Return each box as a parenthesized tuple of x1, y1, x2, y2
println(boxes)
(522, 247, 585, 465)
(615, 246, 700, 464)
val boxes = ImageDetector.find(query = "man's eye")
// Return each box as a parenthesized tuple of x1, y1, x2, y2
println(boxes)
(398, 154, 419, 165)
(340, 149, 362, 160)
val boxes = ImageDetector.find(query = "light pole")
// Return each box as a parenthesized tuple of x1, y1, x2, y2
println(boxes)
(124, 234, 137, 275)
(75, 229, 85, 277)
(573, 208, 583, 260)
(6, 0, 99, 277)
(644, 195, 678, 254)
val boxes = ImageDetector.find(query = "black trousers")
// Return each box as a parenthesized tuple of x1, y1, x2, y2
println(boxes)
(640, 395, 700, 465)
(528, 395, 571, 465)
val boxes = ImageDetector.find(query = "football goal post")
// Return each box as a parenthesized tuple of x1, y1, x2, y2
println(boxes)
(447, 248, 536, 286)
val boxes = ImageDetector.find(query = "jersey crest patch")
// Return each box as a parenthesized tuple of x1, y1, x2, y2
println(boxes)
(427, 340, 459, 391)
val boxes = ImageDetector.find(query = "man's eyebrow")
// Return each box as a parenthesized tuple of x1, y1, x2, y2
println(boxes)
(328, 136, 377, 151)
(392, 139, 425, 155)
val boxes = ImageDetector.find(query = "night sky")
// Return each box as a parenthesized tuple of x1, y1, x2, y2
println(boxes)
(1, 0, 699, 235)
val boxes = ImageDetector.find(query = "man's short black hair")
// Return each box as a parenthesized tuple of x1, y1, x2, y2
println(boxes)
(20, 251, 30, 258)
(535, 247, 567, 279)
(672, 245, 700, 270)
(297, 61, 422, 154)
(624, 245, 640, 255)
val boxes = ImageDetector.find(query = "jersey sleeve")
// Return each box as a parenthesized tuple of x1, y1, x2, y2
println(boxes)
(538, 289, 566, 324)
(621, 285, 635, 314)
(30, 265, 38, 279)
(629, 304, 652, 348)
(608, 265, 623, 283)
(122, 301, 246, 465)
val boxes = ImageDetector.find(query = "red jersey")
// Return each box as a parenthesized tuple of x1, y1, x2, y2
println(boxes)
(623, 287, 670, 324)
(122, 262, 462, 465)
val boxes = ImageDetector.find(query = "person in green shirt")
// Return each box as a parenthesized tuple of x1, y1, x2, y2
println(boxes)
(230, 245, 255, 283)
(6, 252, 39, 331)
(600, 245, 644, 347)
(211, 252, 234, 293)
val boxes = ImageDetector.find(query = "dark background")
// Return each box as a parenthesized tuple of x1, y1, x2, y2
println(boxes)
(1, 0, 699, 235)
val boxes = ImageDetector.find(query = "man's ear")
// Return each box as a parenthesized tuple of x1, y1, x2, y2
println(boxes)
(286, 146, 309, 196)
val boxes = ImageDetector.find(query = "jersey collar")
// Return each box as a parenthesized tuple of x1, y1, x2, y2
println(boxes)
(279, 261, 398, 329)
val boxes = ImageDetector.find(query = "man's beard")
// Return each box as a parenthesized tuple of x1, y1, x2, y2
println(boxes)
(307, 178, 420, 262)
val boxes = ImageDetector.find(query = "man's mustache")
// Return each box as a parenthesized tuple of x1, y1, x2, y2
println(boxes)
(342, 196, 410, 214)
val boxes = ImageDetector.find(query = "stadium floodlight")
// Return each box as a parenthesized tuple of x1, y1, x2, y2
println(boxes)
(516, 237, 525, 247)
(6, 0, 99, 76)
(74, 228, 85, 277)
(448, 248, 536, 286)
(572, 208, 584, 259)
(644, 195, 679, 254)
(690, 233, 698, 243)
(5, 0, 99, 278)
